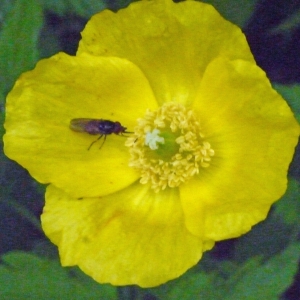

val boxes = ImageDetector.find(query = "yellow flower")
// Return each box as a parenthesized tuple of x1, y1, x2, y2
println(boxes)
(4, 0, 299, 288)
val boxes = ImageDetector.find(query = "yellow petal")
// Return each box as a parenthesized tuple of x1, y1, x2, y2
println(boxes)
(42, 184, 213, 287)
(180, 57, 299, 238)
(4, 52, 157, 197)
(78, 0, 255, 106)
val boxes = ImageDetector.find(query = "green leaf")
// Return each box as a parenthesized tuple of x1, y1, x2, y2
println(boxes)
(40, 0, 107, 18)
(0, 0, 14, 21)
(273, 84, 300, 123)
(152, 242, 300, 300)
(201, 0, 259, 28)
(0, 0, 43, 99)
(274, 178, 300, 226)
(233, 211, 292, 263)
(225, 243, 300, 300)
(151, 269, 219, 300)
(0, 251, 117, 300)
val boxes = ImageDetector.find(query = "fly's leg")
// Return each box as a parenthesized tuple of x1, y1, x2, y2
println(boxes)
(88, 134, 104, 150)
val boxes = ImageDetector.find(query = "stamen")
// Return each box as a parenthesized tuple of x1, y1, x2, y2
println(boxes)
(125, 102, 214, 192)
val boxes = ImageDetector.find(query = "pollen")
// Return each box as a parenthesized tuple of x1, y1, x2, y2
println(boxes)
(125, 102, 214, 192)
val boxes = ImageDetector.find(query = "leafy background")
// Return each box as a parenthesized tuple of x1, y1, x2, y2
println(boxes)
(0, 0, 300, 299)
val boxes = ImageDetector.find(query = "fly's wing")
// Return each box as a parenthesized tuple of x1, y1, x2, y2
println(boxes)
(69, 118, 103, 134)
(70, 118, 93, 132)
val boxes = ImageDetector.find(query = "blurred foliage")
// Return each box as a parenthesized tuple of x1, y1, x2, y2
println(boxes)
(150, 243, 300, 300)
(270, 8, 300, 34)
(273, 84, 300, 123)
(274, 178, 300, 226)
(0, 251, 117, 299)
(244, 0, 300, 83)
(0, 0, 300, 299)
(40, 0, 107, 17)
(0, 0, 43, 103)
(201, 0, 259, 27)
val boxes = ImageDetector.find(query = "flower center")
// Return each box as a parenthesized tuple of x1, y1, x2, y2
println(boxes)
(125, 102, 214, 192)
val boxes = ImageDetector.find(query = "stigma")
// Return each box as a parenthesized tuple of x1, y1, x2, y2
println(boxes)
(145, 129, 165, 150)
